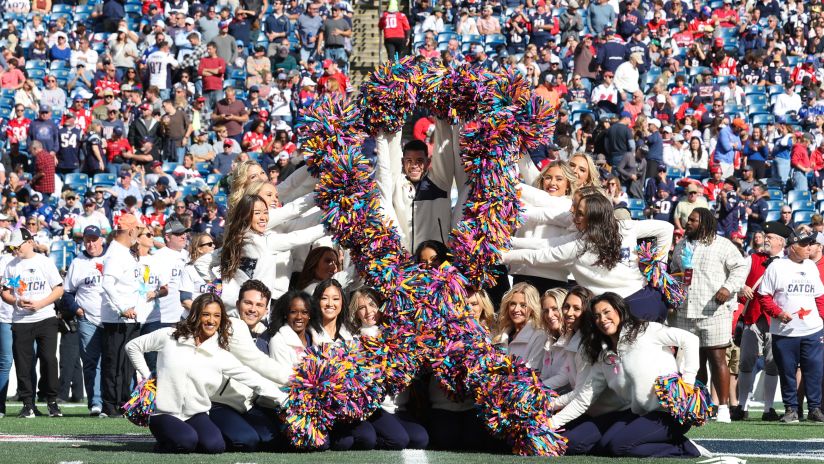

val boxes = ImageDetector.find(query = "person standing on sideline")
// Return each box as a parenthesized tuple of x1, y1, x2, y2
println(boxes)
(732, 221, 787, 421)
(670, 207, 750, 423)
(99, 213, 142, 417)
(143, 220, 193, 338)
(1, 228, 65, 418)
(61, 225, 108, 417)
(757, 229, 824, 423)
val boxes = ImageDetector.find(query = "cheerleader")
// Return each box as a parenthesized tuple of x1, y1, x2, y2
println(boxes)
(309, 279, 376, 450)
(293, 246, 353, 295)
(512, 161, 576, 293)
(466, 288, 496, 331)
(183, 233, 217, 300)
(568, 153, 603, 190)
(552, 293, 707, 458)
(538, 288, 567, 388)
(219, 195, 324, 314)
(267, 290, 320, 366)
(350, 287, 429, 450)
(504, 191, 674, 322)
(544, 286, 594, 396)
(125, 294, 285, 454)
(414, 240, 450, 268)
(492, 283, 546, 369)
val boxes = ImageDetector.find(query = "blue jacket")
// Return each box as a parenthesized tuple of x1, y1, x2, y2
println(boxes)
(596, 39, 627, 73)
(28, 119, 60, 154)
(715, 125, 739, 164)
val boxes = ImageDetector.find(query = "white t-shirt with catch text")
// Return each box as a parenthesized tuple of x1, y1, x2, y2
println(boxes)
(3, 253, 63, 324)
(101, 241, 142, 324)
(135, 253, 167, 324)
(759, 257, 824, 337)
(63, 253, 107, 327)
(147, 246, 190, 324)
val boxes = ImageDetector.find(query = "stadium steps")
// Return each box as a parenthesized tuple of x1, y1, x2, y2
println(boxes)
(350, 0, 389, 89)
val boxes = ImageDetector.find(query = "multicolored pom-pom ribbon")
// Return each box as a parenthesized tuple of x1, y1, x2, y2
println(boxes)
(123, 376, 157, 427)
(636, 242, 687, 308)
(654, 373, 716, 426)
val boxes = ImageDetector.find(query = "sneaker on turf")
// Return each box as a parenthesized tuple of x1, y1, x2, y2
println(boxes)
(90, 405, 102, 417)
(0, 412, 5, 418)
(730, 405, 748, 421)
(716, 405, 731, 423)
(17, 404, 35, 419)
(98, 412, 108, 418)
(47, 402, 63, 418)
(762, 408, 780, 421)
(808, 408, 824, 423)
(686, 438, 713, 458)
(780, 408, 799, 423)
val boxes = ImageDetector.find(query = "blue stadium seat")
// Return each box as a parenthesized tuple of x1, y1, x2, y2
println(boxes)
(787, 190, 811, 204)
(792, 200, 815, 212)
(215, 193, 227, 206)
(162, 162, 178, 174)
(666, 167, 684, 180)
(52, 4, 72, 13)
(630, 209, 646, 220)
(92, 173, 116, 188)
(745, 94, 768, 106)
(206, 174, 223, 185)
(195, 162, 211, 176)
(766, 200, 784, 211)
(751, 114, 775, 126)
(768, 84, 784, 96)
(461, 34, 483, 45)
(745, 85, 766, 95)
(484, 33, 506, 46)
(767, 188, 783, 200)
(25, 59, 46, 70)
(182, 184, 200, 198)
(793, 210, 815, 225)
(765, 211, 782, 222)
(627, 198, 645, 210)
(64, 173, 89, 188)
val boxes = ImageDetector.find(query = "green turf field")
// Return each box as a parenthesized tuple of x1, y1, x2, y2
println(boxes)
(0, 404, 821, 464)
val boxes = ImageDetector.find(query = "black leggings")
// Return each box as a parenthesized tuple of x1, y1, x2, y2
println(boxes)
(748, 160, 769, 181)
(384, 38, 407, 60)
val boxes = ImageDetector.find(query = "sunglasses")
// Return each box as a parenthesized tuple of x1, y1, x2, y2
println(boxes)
(140, 232, 154, 238)
(199, 241, 215, 248)
(6, 246, 17, 252)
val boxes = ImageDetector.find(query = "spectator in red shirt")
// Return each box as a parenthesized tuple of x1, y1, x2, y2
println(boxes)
(30, 141, 56, 196)
(105, 127, 135, 175)
(317, 59, 349, 94)
(704, 164, 724, 201)
(198, 42, 226, 112)
(0, 58, 25, 90)
(378, 5, 411, 59)
(712, 0, 739, 28)
(791, 132, 814, 192)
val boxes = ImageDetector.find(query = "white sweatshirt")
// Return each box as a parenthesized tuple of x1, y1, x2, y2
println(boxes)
(553, 322, 699, 427)
(503, 220, 674, 297)
(511, 184, 574, 281)
(494, 321, 547, 370)
(126, 327, 286, 421)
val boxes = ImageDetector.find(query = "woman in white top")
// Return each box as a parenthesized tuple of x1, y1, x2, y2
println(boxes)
(184, 233, 217, 301)
(504, 191, 674, 322)
(267, 290, 320, 366)
(125, 294, 285, 454)
(350, 287, 429, 450)
(492, 282, 546, 370)
(293, 246, 352, 296)
(308, 279, 375, 450)
(219, 194, 324, 314)
(512, 160, 576, 292)
(543, 286, 594, 397)
(551, 293, 703, 458)
(538, 288, 567, 389)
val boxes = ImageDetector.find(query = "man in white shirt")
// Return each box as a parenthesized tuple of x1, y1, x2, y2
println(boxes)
(145, 40, 179, 100)
(62, 225, 108, 416)
(1, 228, 65, 418)
(757, 229, 824, 424)
(773, 84, 803, 119)
(100, 213, 142, 417)
(142, 220, 192, 339)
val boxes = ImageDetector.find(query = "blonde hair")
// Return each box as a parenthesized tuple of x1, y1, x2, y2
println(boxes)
(541, 288, 568, 339)
(467, 288, 496, 330)
(228, 160, 264, 209)
(348, 287, 383, 329)
(569, 153, 603, 189)
(494, 282, 542, 343)
(534, 160, 577, 197)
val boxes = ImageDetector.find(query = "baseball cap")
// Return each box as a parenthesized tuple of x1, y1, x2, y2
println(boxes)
(277, 72, 288, 80)
(139, 102, 151, 111)
(185, 17, 195, 25)
(31, 192, 42, 202)
(120, 83, 133, 92)
(322, 59, 334, 69)
(38, 104, 51, 113)
(164, 219, 190, 235)
(118, 169, 131, 178)
(724, 176, 739, 188)
(742, 164, 753, 171)
(648, 118, 661, 128)
(83, 197, 96, 206)
(102, 88, 114, 96)
(219, 20, 231, 28)
(116, 213, 139, 231)
(0, 212, 10, 221)
(788, 230, 816, 246)
(223, 139, 233, 147)
(151, 160, 162, 168)
(113, 127, 124, 136)
(710, 165, 723, 174)
(8, 228, 33, 247)
(156, 176, 170, 186)
(656, 94, 666, 103)
(620, 110, 632, 118)
(83, 225, 103, 239)
(249, 85, 260, 92)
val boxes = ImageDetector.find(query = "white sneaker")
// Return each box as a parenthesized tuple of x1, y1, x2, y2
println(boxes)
(688, 438, 713, 457)
(716, 405, 731, 423)
(90, 406, 102, 416)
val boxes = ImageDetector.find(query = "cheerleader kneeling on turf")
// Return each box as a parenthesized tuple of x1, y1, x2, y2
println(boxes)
(552, 292, 707, 458)
(351, 287, 430, 450)
(125, 293, 286, 454)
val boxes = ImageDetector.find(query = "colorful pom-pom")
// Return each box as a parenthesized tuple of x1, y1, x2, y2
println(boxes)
(654, 373, 716, 426)
(123, 376, 156, 427)
(637, 242, 687, 307)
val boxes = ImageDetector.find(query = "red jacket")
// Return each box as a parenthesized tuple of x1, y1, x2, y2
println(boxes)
(739, 252, 774, 325)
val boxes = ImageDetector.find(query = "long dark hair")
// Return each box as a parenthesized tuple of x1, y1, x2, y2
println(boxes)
(293, 246, 340, 291)
(580, 292, 648, 364)
(578, 193, 622, 269)
(414, 240, 450, 266)
(268, 290, 322, 337)
(313, 278, 352, 337)
(173, 293, 232, 350)
(688, 207, 717, 245)
(220, 194, 265, 280)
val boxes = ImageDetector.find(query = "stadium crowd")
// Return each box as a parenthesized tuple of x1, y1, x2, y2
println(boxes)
(0, 0, 821, 458)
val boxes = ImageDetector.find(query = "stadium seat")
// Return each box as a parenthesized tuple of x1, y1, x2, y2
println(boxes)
(206, 174, 223, 185)
(688, 168, 709, 180)
(627, 198, 645, 210)
(195, 162, 211, 176)
(162, 162, 178, 174)
(766, 200, 784, 211)
(745, 94, 768, 106)
(793, 210, 815, 225)
(768, 84, 784, 96)
(767, 188, 783, 200)
(64, 173, 89, 189)
(765, 211, 782, 222)
(666, 167, 684, 180)
(751, 114, 775, 126)
(630, 209, 646, 220)
(787, 190, 811, 204)
(461, 34, 483, 45)
(92, 173, 116, 188)
(215, 193, 227, 206)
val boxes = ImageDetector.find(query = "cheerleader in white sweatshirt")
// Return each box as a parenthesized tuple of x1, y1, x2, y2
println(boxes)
(492, 283, 547, 370)
(538, 288, 568, 389)
(350, 287, 429, 450)
(219, 194, 325, 315)
(551, 293, 706, 458)
(125, 294, 286, 454)
(503, 191, 674, 322)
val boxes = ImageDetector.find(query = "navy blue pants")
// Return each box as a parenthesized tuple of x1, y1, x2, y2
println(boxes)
(772, 329, 824, 412)
(562, 409, 633, 455)
(427, 409, 507, 452)
(602, 411, 698, 458)
(209, 403, 287, 451)
(330, 420, 377, 451)
(149, 412, 225, 454)
(368, 409, 429, 450)
(625, 286, 669, 323)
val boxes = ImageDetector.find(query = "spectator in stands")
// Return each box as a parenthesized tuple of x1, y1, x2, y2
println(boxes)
(614, 52, 643, 95)
(297, 2, 323, 65)
(421, 6, 445, 35)
(791, 133, 814, 192)
(477, 5, 501, 36)
(318, 3, 352, 73)
(673, 183, 709, 231)
(456, 8, 478, 36)
(588, 0, 617, 37)
(379, 3, 410, 59)
(213, 87, 249, 144)
(774, 84, 803, 118)
(746, 182, 769, 235)
(604, 111, 635, 167)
